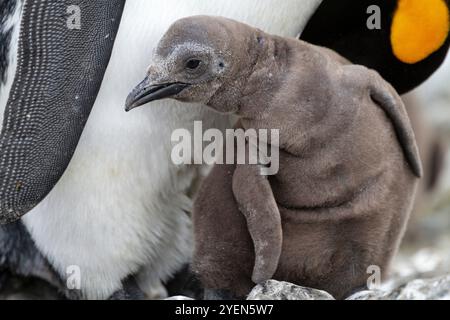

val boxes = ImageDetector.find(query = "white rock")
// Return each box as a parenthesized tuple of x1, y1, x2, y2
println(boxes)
(393, 275, 450, 300)
(346, 290, 388, 300)
(247, 280, 335, 300)
(347, 274, 450, 300)
(165, 296, 194, 300)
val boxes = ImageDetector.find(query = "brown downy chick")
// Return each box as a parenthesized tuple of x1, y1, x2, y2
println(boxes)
(125, 16, 422, 299)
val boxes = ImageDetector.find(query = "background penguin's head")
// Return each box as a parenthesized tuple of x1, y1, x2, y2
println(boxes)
(301, 0, 450, 94)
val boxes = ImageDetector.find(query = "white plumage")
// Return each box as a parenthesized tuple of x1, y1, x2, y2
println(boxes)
(2, 0, 322, 299)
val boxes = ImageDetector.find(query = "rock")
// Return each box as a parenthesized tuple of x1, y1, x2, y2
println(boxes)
(247, 280, 335, 300)
(246, 275, 450, 301)
(391, 275, 450, 300)
(345, 290, 387, 300)
(347, 274, 450, 300)
(165, 296, 194, 300)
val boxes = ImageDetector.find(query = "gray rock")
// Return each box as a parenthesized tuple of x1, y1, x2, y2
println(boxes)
(165, 295, 194, 300)
(246, 275, 450, 301)
(390, 275, 450, 300)
(347, 274, 450, 300)
(345, 290, 388, 300)
(247, 280, 335, 300)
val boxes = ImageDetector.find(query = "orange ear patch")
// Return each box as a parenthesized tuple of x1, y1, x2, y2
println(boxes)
(391, 0, 449, 64)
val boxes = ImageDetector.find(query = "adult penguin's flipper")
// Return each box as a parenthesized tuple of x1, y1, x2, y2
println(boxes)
(0, 1, 125, 224)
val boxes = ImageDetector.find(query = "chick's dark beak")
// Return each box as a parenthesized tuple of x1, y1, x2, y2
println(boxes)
(125, 76, 190, 112)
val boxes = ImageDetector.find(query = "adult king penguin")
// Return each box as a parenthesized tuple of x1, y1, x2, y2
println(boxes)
(0, 0, 449, 299)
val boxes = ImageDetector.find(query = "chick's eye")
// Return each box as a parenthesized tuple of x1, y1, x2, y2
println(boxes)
(185, 59, 201, 70)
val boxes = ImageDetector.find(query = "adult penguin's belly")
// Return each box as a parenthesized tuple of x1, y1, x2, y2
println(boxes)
(21, 0, 322, 299)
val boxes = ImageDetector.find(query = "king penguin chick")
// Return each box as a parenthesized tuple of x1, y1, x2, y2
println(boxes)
(125, 16, 423, 300)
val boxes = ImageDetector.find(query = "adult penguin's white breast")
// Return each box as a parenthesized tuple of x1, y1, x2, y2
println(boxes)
(20, 0, 322, 299)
